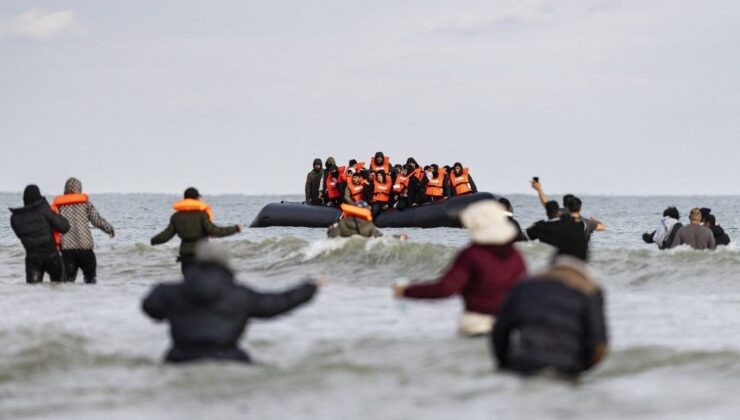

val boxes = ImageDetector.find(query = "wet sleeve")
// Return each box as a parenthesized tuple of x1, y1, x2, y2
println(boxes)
(492, 286, 520, 367)
(46, 206, 70, 233)
(202, 214, 239, 238)
(403, 251, 472, 299)
(87, 203, 114, 236)
(245, 283, 318, 319)
(583, 289, 608, 369)
(142, 285, 169, 321)
(150, 216, 176, 245)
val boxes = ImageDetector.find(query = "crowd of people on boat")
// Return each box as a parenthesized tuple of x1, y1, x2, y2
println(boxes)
(305, 152, 477, 218)
(5, 174, 733, 380)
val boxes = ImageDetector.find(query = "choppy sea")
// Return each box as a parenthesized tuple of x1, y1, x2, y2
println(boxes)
(1, 192, 739, 419)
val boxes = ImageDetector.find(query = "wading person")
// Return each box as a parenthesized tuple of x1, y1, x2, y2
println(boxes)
(52, 177, 115, 284)
(671, 208, 716, 250)
(10, 185, 70, 283)
(393, 200, 526, 336)
(151, 187, 241, 274)
(642, 206, 682, 250)
(492, 254, 608, 378)
(142, 241, 322, 364)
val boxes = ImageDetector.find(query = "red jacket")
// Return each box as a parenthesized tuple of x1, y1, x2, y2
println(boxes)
(403, 244, 526, 315)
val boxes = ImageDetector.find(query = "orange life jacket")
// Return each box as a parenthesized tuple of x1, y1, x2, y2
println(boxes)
(340, 203, 372, 222)
(370, 156, 390, 175)
(449, 168, 473, 195)
(326, 172, 341, 200)
(50, 193, 90, 249)
(425, 168, 447, 197)
(346, 182, 366, 203)
(393, 174, 409, 195)
(411, 167, 424, 181)
(173, 199, 214, 221)
(341, 163, 365, 183)
(372, 178, 392, 203)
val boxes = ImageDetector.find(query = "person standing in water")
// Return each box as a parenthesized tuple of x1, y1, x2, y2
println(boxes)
(393, 200, 526, 336)
(151, 187, 241, 274)
(492, 254, 608, 378)
(9, 185, 70, 283)
(142, 241, 322, 364)
(671, 208, 716, 250)
(52, 177, 115, 284)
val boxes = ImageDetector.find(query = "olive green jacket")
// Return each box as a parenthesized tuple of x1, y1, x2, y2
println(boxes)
(151, 211, 239, 256)
(327, 217, 382, 238)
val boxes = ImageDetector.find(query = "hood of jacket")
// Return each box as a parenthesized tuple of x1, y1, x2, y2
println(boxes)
(325, 157, 336, 168)
(181, 262, 236, 304)
(9, 198, 47, 215)
(64, 177, 83, 194)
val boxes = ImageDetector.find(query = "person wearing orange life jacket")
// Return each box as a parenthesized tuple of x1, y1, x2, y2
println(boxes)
(327, 201, 382, 238)
(449, 162, 478, 197)
(323, 166, 342, 208)
(370, 151, 391, 175)
(390, 165, 411, 210)
(370, 170, 393, 219)
(52, 177, 115, 284)
(421, 164, 451, 202)
(343, 172, 369, 205)
(151, 187, 241, 275)
(320, 157, 337, 203)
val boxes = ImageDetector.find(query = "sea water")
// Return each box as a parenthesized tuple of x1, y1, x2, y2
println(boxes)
(1, 193, 739, 419)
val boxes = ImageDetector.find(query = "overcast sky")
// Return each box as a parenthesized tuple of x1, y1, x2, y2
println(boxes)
(1, 0, 738, 196)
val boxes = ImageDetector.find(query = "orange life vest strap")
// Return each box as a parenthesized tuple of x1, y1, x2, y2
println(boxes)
(340, 204, 373, 222)
(173, 199, 214, 221)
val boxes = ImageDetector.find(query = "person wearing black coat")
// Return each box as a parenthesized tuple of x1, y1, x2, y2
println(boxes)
(492, 255, 608, 377)
(142, 241, 321, 364)
(9, 185, 70, 283)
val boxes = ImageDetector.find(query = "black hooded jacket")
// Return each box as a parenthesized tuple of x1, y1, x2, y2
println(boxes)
(142, 262, 317, 363)
(710, 225, 731, 246)
(493, 262, 608, 376)
(10, 199, 70, 257)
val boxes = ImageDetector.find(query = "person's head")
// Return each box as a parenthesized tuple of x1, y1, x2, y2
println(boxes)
(567, 196, 582, 214)
(405, 157, 418, 168)
(700, 207, 712, 222)
(376, 170, 386, 183)
(194, 241, 233, 272)
(400, 165, 409, 175)
(313, 158, 322, 171)
(23, 184, 42, 206)
(64, 177, 83, 194)
(184, 187, 200, 200)
(563, 194, 576, 208)
(498, 197, 513, 213)
(430, 164, 439, 174)
(374, 151, 385, 164)
(349, 159, 357, 167)
(689, 208, 702, 224)
(351, 173, 361, 184)
(704, 214, 717, 227)
(663, 206, 680, 220)
(393, 164, 402, 172)
(545, 200, 560, 219)
(369, 171, 377, 181)
(325, 157, 335, 169)
(460, 200, 517, 245)
(453, 162, 463, 175)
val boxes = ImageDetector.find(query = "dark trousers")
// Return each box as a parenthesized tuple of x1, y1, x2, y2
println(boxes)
(62, 249, 97, 284)
(372, 202, 387, 219)
(178, 254, 196, 275)
(25, 252, 65, 284)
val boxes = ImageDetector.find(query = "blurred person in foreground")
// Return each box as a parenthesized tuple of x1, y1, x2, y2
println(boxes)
(393, 200, 526, 337)
(142, 241, 322, 364)
(492, 249, 608, 378)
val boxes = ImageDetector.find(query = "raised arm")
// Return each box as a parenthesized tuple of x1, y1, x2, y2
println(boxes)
(245, 282, 318, 319)
(531, 180, 549, 207)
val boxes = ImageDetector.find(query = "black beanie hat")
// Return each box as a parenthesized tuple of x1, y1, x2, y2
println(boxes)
(23, 184, 42, 206)
(184, 187, 200, 199)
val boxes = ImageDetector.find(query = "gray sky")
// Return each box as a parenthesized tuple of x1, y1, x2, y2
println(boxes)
(1, 0, 738, 196)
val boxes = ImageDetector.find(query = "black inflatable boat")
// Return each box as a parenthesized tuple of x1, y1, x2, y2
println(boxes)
(249, 192, 499, 228)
